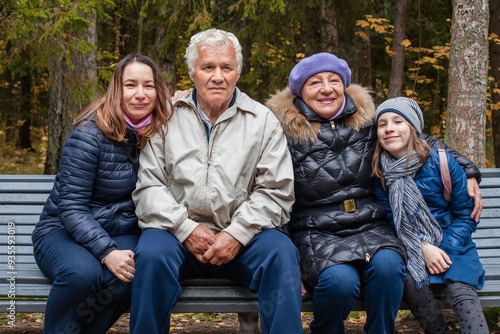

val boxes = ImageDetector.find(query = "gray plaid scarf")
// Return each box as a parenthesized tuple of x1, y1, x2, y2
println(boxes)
(381, 151, 443, 288)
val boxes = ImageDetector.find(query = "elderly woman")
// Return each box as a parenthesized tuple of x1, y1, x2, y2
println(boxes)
(32, 54, 173, 333)
(266, 52, 482, 334)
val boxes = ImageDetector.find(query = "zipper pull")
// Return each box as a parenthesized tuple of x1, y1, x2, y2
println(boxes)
(330, 120, 336, 129)
(365, 253, 371, 262)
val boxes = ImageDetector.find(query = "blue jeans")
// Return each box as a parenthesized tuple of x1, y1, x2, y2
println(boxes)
(130, 228, 303, 334)
(310, 249, 406, 334)
(33, 229, 139, 334)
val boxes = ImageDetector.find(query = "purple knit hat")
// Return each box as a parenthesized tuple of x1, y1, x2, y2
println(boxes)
(289, 52, 351, 97)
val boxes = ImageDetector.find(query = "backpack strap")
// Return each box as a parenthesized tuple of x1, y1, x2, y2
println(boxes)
(438, 149, 452, 202)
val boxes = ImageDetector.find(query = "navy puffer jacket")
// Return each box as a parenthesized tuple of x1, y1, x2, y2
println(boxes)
(32, 119, 141, 261)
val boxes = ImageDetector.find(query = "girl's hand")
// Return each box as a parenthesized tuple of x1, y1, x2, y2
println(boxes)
(421, 243, 452, 275)
(102, 249, 135, 283)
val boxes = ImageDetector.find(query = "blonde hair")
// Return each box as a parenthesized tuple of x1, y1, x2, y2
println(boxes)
(74, 54, 173, 149)
(372, 122, 431, 179)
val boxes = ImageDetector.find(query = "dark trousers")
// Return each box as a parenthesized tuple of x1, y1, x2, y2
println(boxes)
(130, 228, 303, 334)
(310, 249, 406, 334)
(33, 229, 139, 334)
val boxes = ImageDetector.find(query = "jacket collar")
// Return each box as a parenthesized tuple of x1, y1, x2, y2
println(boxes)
(175, 87, 258, 116)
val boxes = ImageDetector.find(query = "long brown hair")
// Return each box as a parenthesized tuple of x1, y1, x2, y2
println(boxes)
(372, 121, 431, 179)
(75, 54, 173, 149)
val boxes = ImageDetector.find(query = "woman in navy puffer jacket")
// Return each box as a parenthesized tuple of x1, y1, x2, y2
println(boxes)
(32, 54, 173, 333)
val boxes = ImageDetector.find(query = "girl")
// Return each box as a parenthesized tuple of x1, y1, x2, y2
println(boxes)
(372, 97, 488, 334)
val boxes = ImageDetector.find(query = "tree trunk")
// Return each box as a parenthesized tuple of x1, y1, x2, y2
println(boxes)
(153, 6, 177, 94)
(237, 34, 252, 94)
(359, 24, 372, 88)
(304, 3, 317, 55)
(388, 0, 412, 98)
(490, 0, 500, 167)
(17, 72, 33, 150)
(320, 0, 338, 54)
(45, 56, 66, 174)
(44, 10, 98, 174)
(446, 0, 489, 168)
(154, 26, 176, 94)
(2, 41, 16, 143)
(1, 69, 15, 144)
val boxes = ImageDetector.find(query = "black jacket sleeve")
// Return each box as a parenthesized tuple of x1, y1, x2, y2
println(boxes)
(422, 134, 481, 183)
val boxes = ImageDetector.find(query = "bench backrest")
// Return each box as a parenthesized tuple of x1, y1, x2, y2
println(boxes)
(0, 175, 54, 268)
(1, 171, 500, 268)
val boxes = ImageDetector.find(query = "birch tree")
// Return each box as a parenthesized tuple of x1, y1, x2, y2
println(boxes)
(446, 0, 489, 167)
(490, 0, 500, 167)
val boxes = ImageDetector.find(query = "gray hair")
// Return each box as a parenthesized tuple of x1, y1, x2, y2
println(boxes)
(184, 28, 243, 75)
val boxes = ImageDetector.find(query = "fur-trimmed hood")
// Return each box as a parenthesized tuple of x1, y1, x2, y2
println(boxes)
(266, 84, 375, 144)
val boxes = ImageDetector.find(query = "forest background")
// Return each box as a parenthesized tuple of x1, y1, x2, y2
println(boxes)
(0, 0, 499, 175)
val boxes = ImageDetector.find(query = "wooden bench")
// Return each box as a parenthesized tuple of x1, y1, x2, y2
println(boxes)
(1, 170, 499, 333)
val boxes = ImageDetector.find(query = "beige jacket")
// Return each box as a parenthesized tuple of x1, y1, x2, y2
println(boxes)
(133, 88, 294, 246)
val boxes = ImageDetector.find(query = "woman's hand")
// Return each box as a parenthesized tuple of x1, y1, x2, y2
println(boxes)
(301, 280, 308, 299)
(102, 249, 135, 283)
(421, 243, 452, 275)
(467, 177, 483, 223)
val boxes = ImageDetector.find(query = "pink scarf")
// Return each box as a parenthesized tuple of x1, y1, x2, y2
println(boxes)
(122, 113, 153, 140)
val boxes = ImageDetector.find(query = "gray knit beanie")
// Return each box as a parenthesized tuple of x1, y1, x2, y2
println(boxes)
(375, 97, 424, 135)
(289, 52, 351, 97)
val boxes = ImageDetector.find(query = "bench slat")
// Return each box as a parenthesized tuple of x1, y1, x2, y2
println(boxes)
(0, 235, 34, 245)
(0, 255, 36, 264)
(481, 188, 500, 198)
(0, 225, 35, 235)
(0, 215, 41, 225)
(0, 183, 53, 194)
(474, 229, 500, 239)
(0, 245, 36, 255)
(0, 205, 45, 215)
(477, 249, 500, 258)
(478, 281, 500, 294)
(476, 218, 500, 228)
(0, 194, 49, 205)
(478, 208, 500, 218)
(483, 197, 500, 207)
(475, 239, 500, 249)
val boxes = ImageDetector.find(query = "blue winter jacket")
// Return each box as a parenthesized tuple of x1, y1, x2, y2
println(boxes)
(32, 119, 141, 262)
(374, 148, 485, 289)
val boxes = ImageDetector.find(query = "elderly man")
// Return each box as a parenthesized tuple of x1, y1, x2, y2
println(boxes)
(130, 28, 303, 334)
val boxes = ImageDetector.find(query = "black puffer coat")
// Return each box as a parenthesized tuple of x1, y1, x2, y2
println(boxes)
(267, 84, 480, 286)
(32, 120, 141, 261)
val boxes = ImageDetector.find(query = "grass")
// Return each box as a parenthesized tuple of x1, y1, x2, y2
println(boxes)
(484, 308, 500, 331)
